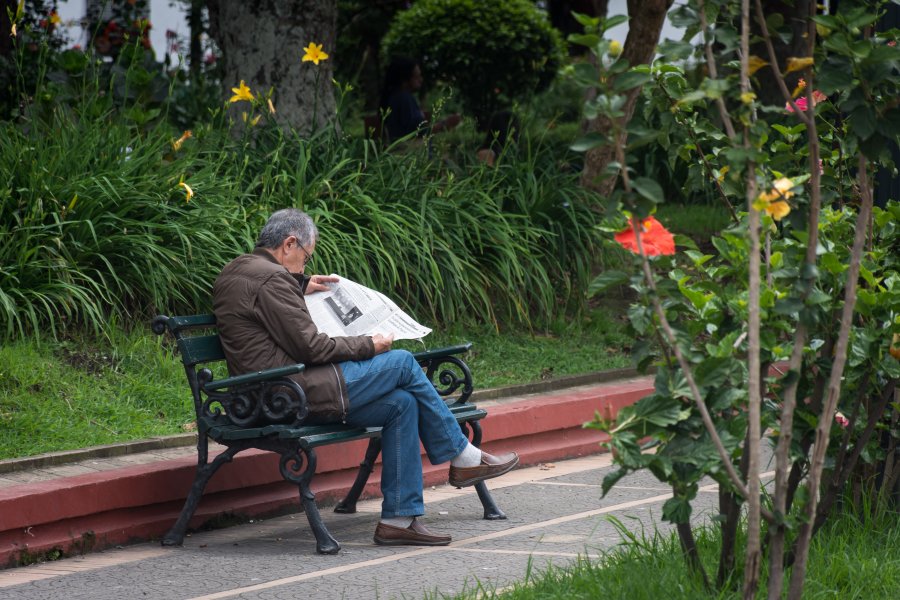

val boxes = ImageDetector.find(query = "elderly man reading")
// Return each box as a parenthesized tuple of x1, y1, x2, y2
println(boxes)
(212, 208, 519, 546)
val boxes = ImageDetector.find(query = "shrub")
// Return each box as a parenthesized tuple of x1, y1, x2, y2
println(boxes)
(382, 0, 565, 128)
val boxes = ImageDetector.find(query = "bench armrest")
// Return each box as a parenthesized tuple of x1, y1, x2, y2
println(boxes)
(203, 364, 306, 392)
(412, 342, 472, 362)
(414, 343, 474, 406)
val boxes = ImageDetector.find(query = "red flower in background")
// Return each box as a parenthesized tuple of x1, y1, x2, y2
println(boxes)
(614, 216, 675, 256)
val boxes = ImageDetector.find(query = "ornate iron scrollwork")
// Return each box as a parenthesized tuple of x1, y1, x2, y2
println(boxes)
(198, 370, 309, 427)
(422, 355, 473, 405)
(279, 444, 316, 485)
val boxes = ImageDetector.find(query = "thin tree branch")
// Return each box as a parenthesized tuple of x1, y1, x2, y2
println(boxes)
(787, 154, 875, 600)
(655, 80, 739, 222)
(741, 1, 763, 596)
(697, 0, 737, 139)
(753, 0, 813, 126)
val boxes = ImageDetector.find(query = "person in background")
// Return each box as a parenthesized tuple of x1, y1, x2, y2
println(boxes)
(380, 56, 461, 141)
(213, 208, 519, 546)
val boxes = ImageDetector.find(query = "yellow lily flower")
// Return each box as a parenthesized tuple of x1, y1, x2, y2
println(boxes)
(172, 130, 192, 151)
(747, 55, 769, 76)
(49, 11, 61, 25)
(302, 42, 329, 65)
(786, 56, 814, 74)
(229, 80, 254, 103)
(179, 181, 194, 202)
(10, 23, 15, 37)
(267, 98, 276, 115)
(715, 166, 730, 183)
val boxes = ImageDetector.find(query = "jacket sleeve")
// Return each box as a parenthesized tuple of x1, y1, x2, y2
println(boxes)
(253, 271, 375, 365)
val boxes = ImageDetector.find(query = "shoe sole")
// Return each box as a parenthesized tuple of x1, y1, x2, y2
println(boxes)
(449, 456, 520, 488)
(373, 536, 451, 547)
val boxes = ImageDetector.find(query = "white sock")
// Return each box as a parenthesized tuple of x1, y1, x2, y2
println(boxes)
(380, 516, 414, 528)
(450, 443, 482, 468)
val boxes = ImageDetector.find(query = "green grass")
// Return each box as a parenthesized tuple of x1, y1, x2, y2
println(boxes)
(655, 203, 735, 246)
(440, 507, 900, 599)
(0, 307, 631, 460)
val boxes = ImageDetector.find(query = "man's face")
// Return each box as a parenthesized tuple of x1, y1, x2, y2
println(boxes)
(282, 236, 315, 274)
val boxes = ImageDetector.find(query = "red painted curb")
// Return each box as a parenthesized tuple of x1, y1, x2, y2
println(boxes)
(0, 378, 652, 567)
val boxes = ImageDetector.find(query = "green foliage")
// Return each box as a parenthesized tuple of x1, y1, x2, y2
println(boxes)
(382, 0, 565, 127)
(443, 507, 900, 599)
(566, 0, 900, 591)
(3, 1, 222, 128)
(0, 110, 602, 338)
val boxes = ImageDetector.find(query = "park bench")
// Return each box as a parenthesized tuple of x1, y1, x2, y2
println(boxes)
(151, 314, 506, 554)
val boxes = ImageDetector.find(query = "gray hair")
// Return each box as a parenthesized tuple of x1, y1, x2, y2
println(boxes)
(256, 208, 319, 249)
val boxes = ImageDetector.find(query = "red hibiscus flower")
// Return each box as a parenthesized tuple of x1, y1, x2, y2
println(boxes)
(614, 216, 675, 256)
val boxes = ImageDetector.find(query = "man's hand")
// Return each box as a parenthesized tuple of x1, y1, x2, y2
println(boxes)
(306, 274, 339, 294)
(371, 333, 394, 354)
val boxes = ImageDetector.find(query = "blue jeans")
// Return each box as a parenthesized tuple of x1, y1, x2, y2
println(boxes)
(340, 350, 470, 518)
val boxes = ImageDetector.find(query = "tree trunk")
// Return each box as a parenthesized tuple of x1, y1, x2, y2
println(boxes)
(676, 520, 710, 589)
(206, 0, 337, 134)
(579, 0, 673, 196)
(188, 0, 204, 76)
(0, 0, 14, 60)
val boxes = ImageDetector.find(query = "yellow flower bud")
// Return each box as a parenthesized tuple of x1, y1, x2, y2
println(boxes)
(609, 40, 622, 57)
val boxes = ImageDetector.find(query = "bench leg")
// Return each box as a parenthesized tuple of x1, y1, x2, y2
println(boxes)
(162, 445, 242, 546)
(334, 437, 382, 514)
(464, 420, 508, 521)
(280, 446, 341, 555)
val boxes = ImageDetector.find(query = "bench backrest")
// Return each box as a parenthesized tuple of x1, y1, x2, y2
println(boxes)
(153, 314, 225, 366)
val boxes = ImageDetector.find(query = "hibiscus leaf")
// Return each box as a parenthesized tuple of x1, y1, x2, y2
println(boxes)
(631, 177, 664, 204)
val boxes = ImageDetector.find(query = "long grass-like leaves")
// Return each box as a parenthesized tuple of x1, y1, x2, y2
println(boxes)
(1, 72, 603, 340)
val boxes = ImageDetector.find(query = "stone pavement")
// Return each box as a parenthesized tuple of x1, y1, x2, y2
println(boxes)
(0, 453, 737, 600)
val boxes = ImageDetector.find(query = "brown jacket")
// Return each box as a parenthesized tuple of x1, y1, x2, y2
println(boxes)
(212, 248, 375, 423)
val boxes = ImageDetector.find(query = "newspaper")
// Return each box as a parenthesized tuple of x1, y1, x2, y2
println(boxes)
(305, 275, 432, 340)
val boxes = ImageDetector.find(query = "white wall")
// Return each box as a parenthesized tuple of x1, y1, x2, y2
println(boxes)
(55, 0, 187, 62)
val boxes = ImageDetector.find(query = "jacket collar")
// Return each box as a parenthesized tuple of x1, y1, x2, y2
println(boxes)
(251, 247, 310, 293)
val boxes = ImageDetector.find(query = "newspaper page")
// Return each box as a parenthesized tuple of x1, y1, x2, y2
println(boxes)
(304, 275, 432, 340)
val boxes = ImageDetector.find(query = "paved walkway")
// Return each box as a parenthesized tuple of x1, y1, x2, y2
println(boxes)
(0, 453, 731, 600)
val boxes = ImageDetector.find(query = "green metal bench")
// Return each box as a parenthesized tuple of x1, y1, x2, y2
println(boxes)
(151, 314, 506, 554)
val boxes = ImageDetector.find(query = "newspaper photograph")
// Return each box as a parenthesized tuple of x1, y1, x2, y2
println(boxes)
(305, 275, 432, 340)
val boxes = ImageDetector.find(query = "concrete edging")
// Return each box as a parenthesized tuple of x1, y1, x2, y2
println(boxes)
(0, 375, 653, 568)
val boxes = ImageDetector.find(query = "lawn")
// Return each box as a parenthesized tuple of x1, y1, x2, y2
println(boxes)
(0, 306, 633, 460)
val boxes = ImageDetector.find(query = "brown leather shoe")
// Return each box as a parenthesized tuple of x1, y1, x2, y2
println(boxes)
(373, 518, 451, 546)
(448, 451, 519, 488)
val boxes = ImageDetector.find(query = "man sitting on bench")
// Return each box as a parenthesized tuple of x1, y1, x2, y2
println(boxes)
(212, 208, 519, 546)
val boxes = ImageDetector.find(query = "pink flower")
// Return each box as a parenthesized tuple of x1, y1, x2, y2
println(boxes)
(888, 40, 897, 47)
(834, 412, 850, 428)
(785, 90, 826, 113)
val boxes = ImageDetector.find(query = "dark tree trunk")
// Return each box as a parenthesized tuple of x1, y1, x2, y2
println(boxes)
(188, 0, 203, 76)
(0, 0, 15, 60)
(676, 520, 710, 589)
(579, 0, 673, 197)
(206, 0, 337, 134)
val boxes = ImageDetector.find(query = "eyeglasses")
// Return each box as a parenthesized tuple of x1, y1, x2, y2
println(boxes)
(290, 236, 313, 268)
(298, 244, 313, 268)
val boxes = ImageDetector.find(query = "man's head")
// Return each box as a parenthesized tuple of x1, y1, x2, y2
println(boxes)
(257, 208, 318, 274)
